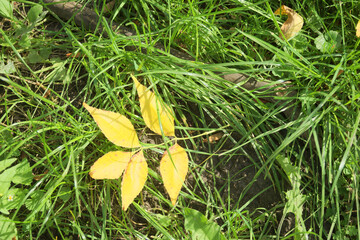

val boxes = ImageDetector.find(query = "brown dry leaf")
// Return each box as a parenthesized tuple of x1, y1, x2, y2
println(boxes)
(336, 70, 344, 78)
(274, 5, 304, 40)
(356, 20, 360, 38)
(203, 132, 224, 143)
(121, 150, 148, 210)
(83, 102, 140, 148)
(66, 52, 83, 58)
(160, 144, 189, 205)
(131, 75, 175, 136)
(89, 151, 132, 179)
(33, 169, 49, 181)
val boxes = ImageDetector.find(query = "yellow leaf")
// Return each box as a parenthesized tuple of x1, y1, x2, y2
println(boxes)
(121, 150, 148, 210)
(160, 144, 189, 205)
(131, 75, 175, 136)
(89, 151, 132, 179)
(356, 20, 360, 38)
(274, 5, 304, 40)
(83, 102, 140, 148)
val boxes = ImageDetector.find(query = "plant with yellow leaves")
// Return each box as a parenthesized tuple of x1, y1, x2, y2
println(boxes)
(83, 75, 188, 210)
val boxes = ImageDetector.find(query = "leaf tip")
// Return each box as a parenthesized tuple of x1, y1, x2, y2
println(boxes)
(170, 198, 177, 205)
(122, 203, 130, 211)
(131, 74, 140, 86)
(83, 102, 90, 109)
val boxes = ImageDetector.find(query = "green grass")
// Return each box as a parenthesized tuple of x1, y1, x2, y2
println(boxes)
(1, 0, 360, 239)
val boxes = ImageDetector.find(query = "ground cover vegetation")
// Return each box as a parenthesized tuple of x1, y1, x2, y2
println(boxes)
(0, 0, 360, 239)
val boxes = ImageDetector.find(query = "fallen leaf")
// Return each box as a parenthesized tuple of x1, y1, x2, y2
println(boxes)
(203, 132, 224, 143)
(131, 75, 175, 136)
(33, 169, 49, 181)
(274, 5, 304, 40)
(336, 70, 344, 78)
(356, 20, 360, 38)
(83, 102, 140, 148)
(89, 151, 132, 179)
(66, 52, 83, 58)
(160, 144, 188, 205)
(121, 151, 148, 210)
